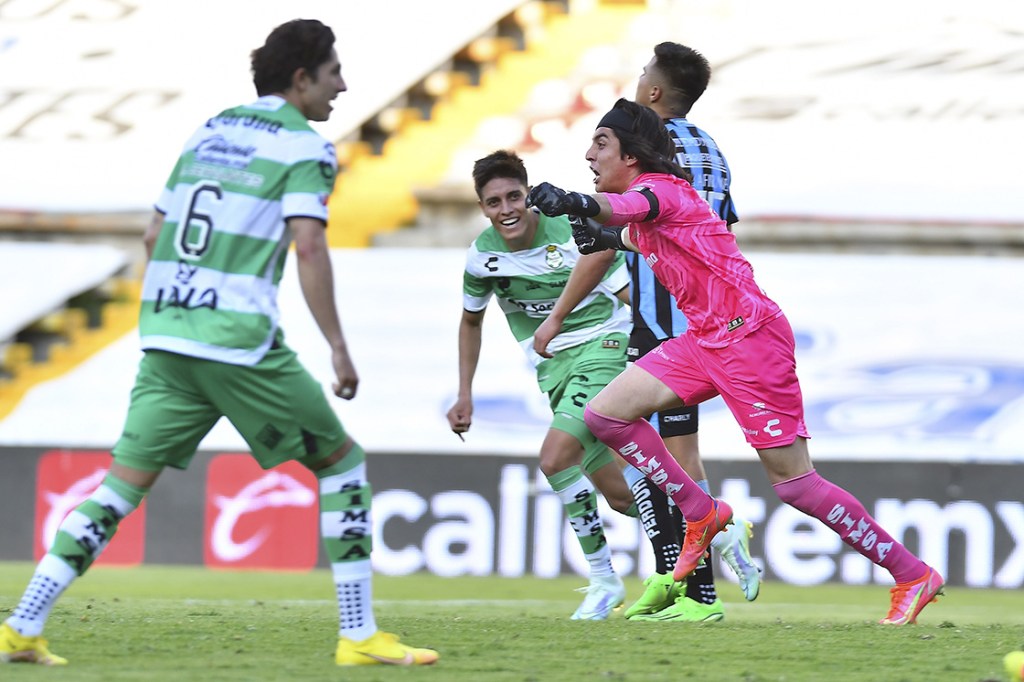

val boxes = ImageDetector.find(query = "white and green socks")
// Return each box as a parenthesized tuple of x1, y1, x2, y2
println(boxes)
(315, 445, 377, 642)
(547, 465, 615, 578)
(5, 473, 146, 637)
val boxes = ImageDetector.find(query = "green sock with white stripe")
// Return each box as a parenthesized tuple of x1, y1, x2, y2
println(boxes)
(5, 473, 146, 637)
(547, 465, 614, 577)
(315, 445, 378, 642)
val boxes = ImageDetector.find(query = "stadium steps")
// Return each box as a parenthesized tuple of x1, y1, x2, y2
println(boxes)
(0, 2, 650, 416)
(0, 279, 140, 421)
(326, 0, 650, 248)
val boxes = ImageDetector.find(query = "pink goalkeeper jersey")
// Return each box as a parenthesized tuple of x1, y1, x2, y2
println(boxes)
(606, 172, 782, 348)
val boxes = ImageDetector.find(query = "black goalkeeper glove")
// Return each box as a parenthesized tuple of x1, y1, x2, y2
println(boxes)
(569, 215, 626, 254)
(527, 182, 600, 218)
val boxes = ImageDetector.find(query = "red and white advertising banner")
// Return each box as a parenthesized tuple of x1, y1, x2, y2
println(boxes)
(34, 450, 146, 566)
(203, 454, 319, 570)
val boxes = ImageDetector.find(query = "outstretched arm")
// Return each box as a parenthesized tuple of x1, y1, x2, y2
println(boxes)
(291, 216, 359, 400)
(447, 308, 485, 438)
(527, 184, 638, 252)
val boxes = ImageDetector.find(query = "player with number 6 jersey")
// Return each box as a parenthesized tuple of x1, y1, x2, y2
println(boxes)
(140, 97, 338, 365)
(1, 19, 437, 668)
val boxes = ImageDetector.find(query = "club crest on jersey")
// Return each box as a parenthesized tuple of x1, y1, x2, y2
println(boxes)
(545, 245, 564, 269)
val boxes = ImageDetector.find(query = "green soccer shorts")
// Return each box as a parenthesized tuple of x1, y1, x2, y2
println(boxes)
(539, 332, 627, 474)
(112, 345, 348, 472)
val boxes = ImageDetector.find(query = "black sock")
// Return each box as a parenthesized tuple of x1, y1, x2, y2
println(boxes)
(684, 541, 719, 605)
(629, 476, 681, 575)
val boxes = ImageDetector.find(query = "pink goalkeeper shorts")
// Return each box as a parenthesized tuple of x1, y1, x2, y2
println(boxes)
(636, 314, 810, 449)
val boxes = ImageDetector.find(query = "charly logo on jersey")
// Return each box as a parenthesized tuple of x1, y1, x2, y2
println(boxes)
(204, 455, 318, 569)
(34, 451, 145, 565)
(194, 134, 257, 168)
(544, 245, 564, 269)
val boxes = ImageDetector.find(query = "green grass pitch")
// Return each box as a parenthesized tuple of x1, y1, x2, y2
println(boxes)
(2, 562, 1022, 681)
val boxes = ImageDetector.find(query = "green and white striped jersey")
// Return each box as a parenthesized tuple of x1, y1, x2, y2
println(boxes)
(462, 213, 631, 367)
(140, 96, 337, 365)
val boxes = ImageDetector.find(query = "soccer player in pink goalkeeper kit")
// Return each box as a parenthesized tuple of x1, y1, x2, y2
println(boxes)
(526, 97, 944, 625)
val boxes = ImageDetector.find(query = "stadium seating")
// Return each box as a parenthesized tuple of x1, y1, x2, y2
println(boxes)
(383, 0, 1024, 251)
(0, 242, 135, 419)
(325, 0, 652, 247)
(1, 0, 1020, 416)
(0, 0, 604, 400)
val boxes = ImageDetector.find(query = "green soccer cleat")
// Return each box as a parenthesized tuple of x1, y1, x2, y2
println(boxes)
(335, 630, 439, 666)
(712, 517, 762, 601)
(624, 572, 682, 619)
(630, 595, 724, 623)
(570, 574, 626, 620)
(0, 623, 67, 666)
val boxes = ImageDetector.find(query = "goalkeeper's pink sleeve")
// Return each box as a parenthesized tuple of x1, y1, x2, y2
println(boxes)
(603, 191, 654, 225)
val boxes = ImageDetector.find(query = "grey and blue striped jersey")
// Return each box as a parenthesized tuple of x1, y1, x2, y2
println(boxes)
(626, 117, 738, 340)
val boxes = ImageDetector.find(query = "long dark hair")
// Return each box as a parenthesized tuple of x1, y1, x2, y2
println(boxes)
(602, 99, 692, 183)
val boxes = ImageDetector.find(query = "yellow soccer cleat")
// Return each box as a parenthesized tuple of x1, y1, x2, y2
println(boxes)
(335, 630, 439, 666)
(1004, 651, 1024, 681)
(0, 623, 67, 666)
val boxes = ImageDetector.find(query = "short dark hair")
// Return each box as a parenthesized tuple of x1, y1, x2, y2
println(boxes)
(604, 99, 692, 182)
(472, 150, 528, 198)
(652, 42, 711, 115)
(251, 19, 335, 96)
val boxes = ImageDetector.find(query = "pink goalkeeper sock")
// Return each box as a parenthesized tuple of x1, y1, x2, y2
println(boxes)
(773, 470, 927, 583)
(584, 405, 712, 521)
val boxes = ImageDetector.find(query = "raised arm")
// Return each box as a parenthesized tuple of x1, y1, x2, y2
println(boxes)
(526, 184, 639, 253)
